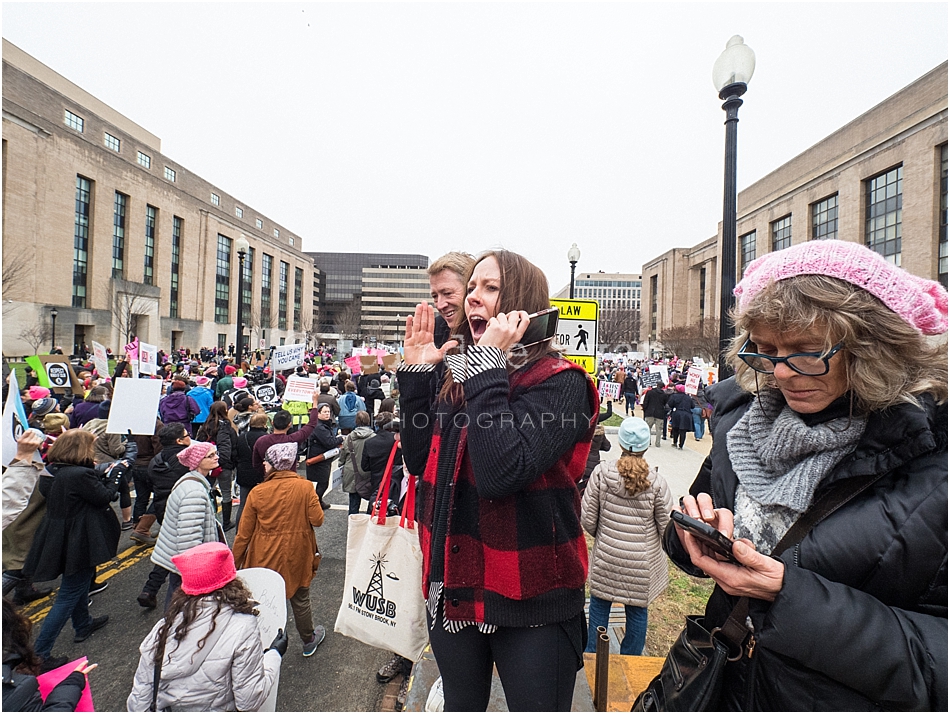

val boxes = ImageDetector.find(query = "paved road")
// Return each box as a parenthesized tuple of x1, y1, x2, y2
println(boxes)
(20, 482, 394, 712)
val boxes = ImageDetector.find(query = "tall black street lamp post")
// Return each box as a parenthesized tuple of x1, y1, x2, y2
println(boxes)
(568, 243, 581, 299)
(713, 35, 755, 382)
(235, 235, 250, 362)
(49, 307, 58, 353)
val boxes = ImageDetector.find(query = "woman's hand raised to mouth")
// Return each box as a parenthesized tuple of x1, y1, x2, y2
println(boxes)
(404, 302, 459, 364)
(478, 311, 531, 351)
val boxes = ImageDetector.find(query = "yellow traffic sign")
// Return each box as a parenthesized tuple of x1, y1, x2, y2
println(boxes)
(550, 299, 599, 374)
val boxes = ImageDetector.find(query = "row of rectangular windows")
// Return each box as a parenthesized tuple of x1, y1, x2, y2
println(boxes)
(64, 109, 295, 248)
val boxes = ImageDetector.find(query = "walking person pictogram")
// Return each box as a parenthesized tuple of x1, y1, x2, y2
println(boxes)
(575, 325, 589, 351)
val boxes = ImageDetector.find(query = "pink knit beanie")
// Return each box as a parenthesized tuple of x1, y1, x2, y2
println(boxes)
(264, 442, 298, 471)
(194, 376, 211, 387)
(177, 441, 216, 470)
(232, 377, 248, 389)
(28, 386, 51, 401)
(172, 542, 236, 595)
(734, 240, 948, 335)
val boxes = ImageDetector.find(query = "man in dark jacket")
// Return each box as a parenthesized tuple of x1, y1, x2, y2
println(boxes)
(357, 374, 386, 421)
(360, 413, 402, 512)
(622, 372, 639, 415)
(134, 422, 190, 608)
(317, 381, 340, 417)
(640, 385, 668, 447)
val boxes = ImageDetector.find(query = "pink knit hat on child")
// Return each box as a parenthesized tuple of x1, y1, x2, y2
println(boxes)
(734, 240, 948, 335)
(172, 542, 237, 595)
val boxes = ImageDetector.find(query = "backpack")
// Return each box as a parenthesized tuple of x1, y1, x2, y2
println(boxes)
(159, 392, 195, 424)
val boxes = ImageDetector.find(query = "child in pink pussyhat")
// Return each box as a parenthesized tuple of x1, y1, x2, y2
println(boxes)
(127, 541, 288, 711)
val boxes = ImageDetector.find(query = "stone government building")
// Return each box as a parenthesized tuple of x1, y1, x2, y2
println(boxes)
(640, 62, 948, 358)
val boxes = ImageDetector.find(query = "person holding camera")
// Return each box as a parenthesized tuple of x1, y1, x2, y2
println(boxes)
(127, 542, 284, 711)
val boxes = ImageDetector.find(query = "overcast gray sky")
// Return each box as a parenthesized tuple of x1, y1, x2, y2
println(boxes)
(3, 2, 947, 292)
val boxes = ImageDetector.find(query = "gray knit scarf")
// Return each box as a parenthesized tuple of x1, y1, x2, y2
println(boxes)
(727, 388, 866, 551)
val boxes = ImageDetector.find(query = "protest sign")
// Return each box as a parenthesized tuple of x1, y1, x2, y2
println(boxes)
(359, 355, 379, 375)
(344, 356, 362, 375)
(253, 382, 279, 403)
(238, 568, 286, 712)
(138, 342, 158, 375)
(640, 371, 664, 389)
(381, 354, 399, 372)
(92, 341, 110, 379)
(37, 658, 94, 711)
(2, 372, 35, 468)
(272, 343, 306, 370)
(599, 380, 621, 401)
(32, 356, 82, 393)
(685, 366, 703, 396)
(649, 364, 669, 386)
(107, 378, 163, 434)
(282, 375, 318, 403)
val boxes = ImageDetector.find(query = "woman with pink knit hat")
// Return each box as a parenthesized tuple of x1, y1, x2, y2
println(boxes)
(649, 240, 948, 711)
(127, 542, 287, 711)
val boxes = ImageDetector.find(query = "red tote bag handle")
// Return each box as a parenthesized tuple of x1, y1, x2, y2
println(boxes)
(371, 440, 400, 525)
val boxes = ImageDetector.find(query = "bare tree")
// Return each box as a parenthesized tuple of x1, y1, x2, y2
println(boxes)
(335, 299, 363, 341)
(2, 251, 32, 316)
(659, 317, 722, 362)
(18, 321, 51, 355)
(104, 280, 155, 346)
(598, 308, 641, 352)
(694, 317, 722, 364)
(305, 309, 324, 350)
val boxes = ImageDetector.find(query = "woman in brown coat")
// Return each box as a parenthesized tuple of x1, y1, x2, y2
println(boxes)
(232, 442, 326, 657)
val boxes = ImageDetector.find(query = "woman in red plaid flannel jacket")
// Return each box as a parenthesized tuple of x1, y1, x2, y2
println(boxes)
(400, 251, 599, 711)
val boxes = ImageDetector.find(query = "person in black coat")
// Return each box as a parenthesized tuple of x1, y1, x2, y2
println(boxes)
(640, 385, 668, 447)
(621, 372, 639, 415)
(22, 431, 122, 665)
(306, 404, 344, 509)
(666, 385, 695, 449)
(234, 412, 269, 532)
(360, 413, 402, 513)
(667, 240, 947, 711)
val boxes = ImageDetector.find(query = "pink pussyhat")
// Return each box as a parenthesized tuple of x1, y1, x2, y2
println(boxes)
(171, 542, 237, 595)
(734, 240, 948, 335)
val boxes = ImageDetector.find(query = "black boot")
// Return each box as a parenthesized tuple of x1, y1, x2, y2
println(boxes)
(221, 501, 234, 531)
(13, 574, 53, 606)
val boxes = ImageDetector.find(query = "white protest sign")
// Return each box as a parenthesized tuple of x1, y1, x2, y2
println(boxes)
(649, 364, 669, 386)
(282, 375, 318, 403)
(253, 383, 279, 404)
(106, 378, 163, 434)
(92, 341, 110, 379)
(272, 343, 306, 371)
(138, 342, 158, 375)
(598, 380, 621, 401)
(237, 568, 286, 712)
(331, 466, 343, 491)
(44, 361, 72, 390)
(685, 366, 703, 396)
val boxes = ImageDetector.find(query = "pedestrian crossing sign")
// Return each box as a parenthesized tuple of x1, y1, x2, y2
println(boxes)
(550, 299, 599, 375)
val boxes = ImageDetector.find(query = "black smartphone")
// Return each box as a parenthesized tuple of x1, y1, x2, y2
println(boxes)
(519, 307, 559, 347)
(671, 511, 738, 563)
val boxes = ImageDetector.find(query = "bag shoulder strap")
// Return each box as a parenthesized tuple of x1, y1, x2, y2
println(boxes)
(371, 440, 401, 525)
(717, 470, 888, 654)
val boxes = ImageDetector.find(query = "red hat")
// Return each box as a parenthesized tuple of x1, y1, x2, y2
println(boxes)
(224, 365, 237, 375)
(171, 542, 237, 595)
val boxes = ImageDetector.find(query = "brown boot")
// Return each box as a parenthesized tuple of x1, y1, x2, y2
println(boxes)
(130, 514, 157, 545)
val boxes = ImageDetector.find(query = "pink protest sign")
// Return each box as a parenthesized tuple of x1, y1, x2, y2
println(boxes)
(344, 356, 362, 374)
(37, 658, 94, 711)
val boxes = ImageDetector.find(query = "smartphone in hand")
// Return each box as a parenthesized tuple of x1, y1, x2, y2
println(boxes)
(671, 510, 738, 563)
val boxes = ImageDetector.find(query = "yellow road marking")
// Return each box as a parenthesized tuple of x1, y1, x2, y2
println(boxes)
(25, 541, 156, 624)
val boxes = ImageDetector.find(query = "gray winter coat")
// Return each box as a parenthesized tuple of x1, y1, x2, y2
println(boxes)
(581, 460, 673, 607)
(150, 472, 220, 573)
(127, 599, 281, 712)
(338, 426, 375, 494)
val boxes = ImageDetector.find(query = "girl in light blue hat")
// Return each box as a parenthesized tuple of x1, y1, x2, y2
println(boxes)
(580, 417, 673, 655)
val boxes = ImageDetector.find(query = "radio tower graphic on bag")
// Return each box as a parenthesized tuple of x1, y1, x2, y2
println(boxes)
(366, 553, 386, 600)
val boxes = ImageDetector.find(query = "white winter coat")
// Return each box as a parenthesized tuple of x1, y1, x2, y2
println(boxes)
(151, 472, 221, 573)
(580, 460, 673, 607)
(127, 598, 281, 712)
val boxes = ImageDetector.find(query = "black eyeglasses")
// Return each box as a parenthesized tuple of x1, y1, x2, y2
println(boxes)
(737, 339, 844, 376)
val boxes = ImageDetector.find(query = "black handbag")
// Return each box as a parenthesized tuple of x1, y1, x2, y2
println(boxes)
(632, 470, 885, 712)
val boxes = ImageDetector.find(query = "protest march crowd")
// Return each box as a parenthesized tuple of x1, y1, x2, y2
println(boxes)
(2, 241, 947, 712)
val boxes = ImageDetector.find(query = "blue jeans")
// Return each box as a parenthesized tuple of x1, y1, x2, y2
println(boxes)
(691, 407, 705, 440)
(624, 392, 637, 414)
(585, 595, 648, 656)
(348, 492, 363, 515)
(33, 566, 95, 660)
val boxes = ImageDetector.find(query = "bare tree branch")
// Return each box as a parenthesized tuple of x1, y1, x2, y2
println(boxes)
(18, 321, 51, 355)
(334, 299, 363, 341)
(598, 308, 641, 352)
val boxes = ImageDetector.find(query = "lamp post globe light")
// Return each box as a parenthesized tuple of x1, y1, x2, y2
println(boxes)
(567, 243, 581, 299)
(235, 235, 250, 361)
(49, 307, 58, 353)
(713, 35, 755, 382)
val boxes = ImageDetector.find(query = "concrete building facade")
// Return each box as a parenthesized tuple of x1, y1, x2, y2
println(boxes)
(553, 272, 642, 311)
(2, 39, 315, 357)
(641, 62, 948, 358)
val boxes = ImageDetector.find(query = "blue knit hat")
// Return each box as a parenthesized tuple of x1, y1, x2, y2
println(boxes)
(618, 417, 651, 453)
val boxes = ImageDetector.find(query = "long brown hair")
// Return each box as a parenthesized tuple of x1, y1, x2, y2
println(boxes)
(439, 250, 560, 405)
(197, 401, 230, 441)
(616, 447, 651, 496)
(3, 597, 43, 675)
(153, 578, 258, 667)
(47, 428, 96, 466)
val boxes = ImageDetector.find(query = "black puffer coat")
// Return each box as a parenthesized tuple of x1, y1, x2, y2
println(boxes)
(23, 463, 121, 582)
(664, 378, 948, 711)
(2, 661, 86, 712)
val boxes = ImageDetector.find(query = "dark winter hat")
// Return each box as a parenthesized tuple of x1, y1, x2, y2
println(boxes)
(31, 397, 57, 418)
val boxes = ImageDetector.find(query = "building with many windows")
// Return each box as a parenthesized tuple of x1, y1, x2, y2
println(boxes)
(2, 40, 316, 356)
(306, 252, 430, 344)
(641, 61, 948, 358)
(553, 272, 642, 310)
